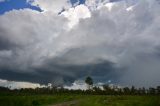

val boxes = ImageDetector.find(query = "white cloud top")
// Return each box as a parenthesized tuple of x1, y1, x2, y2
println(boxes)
(62, 4, 91, 28)
(27, 0, 71, 13)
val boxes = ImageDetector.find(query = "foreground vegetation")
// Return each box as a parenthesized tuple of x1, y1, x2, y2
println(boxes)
(0, 94, 79, 106)
(0, 86, 160, 106)
(0, 94, 159, 106)
(79, 95, 160, 106)
(0, 77, 160, 106)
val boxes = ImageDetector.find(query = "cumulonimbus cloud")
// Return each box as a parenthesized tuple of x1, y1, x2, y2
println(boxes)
(0, 0, 160, 87)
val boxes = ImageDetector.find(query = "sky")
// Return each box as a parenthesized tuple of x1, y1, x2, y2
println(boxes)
(0, 0, 86, 14)
(0, 0, 41, 14)
(0, 0, 160, 89)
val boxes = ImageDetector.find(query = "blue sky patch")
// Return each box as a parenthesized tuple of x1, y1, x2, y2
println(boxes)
(70, 0, 85, 5)
(0, 0, 86, 15)
(0, 0, 41, 14)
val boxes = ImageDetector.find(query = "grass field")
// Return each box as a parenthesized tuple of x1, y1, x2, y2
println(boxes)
(0, 95, 159, 106)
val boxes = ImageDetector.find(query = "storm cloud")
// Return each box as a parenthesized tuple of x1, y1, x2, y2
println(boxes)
(0, 0, 160, 87)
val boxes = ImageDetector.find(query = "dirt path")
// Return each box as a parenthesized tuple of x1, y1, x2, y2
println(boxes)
(49, 100, 79, 106)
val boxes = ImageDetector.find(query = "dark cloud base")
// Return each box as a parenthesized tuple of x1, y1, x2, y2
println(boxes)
(0, 61, 121, 85)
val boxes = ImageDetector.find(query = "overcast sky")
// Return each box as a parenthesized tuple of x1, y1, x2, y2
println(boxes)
(0, 0, 160, 88)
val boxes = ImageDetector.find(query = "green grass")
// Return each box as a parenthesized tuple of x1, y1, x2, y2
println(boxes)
(78, 95, 160, 106)
(0, 95, 79, 106)
(0, 95, 159, 106)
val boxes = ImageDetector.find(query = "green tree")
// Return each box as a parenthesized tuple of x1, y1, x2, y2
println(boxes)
(157, 86, 160, 94)
(123, 87, 130, 95)
(85, 76, 93, 89)
(149, 87, 156, 94)
(131, 86, 136, 94)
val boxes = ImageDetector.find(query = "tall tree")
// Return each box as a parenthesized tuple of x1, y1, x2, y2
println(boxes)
(85, 76, 93, 89)
(131, 86, 136, 94)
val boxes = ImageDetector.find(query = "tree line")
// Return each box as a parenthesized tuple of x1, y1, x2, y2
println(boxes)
(0, 77, 160, 95)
